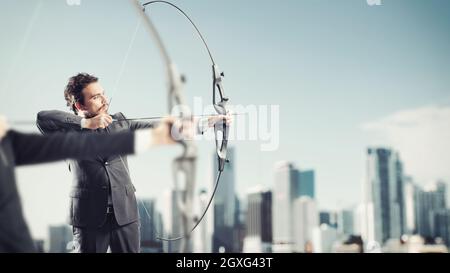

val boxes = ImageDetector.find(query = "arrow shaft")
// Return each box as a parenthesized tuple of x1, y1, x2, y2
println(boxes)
(113, 113, 244, 122)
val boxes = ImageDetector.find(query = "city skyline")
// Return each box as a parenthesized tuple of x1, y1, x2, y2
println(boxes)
(33, 145, 449, 253)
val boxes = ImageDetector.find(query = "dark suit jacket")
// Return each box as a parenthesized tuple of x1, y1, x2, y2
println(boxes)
(0, 130, 135, 253)
(36, 111, 154, 228)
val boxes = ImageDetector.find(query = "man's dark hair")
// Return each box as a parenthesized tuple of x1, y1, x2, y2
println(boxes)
(64, 73, 98, 114)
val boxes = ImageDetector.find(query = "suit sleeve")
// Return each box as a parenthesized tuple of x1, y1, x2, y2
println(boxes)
(119, 112, 157, 130)
(9, 130, 135, 166)
(36, 110, 83, 134)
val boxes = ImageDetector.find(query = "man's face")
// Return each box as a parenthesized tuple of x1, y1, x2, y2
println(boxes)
(76, 82, 109, 117)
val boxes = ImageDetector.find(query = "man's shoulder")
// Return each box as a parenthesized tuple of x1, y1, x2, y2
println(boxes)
(111, 112, 126, 119)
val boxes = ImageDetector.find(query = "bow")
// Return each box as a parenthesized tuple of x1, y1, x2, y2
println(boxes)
(130, 0, 230, 252)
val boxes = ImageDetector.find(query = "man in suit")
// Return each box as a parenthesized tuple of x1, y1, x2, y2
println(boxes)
(0, 114, 180, 253)
(37, 73, 230, 253)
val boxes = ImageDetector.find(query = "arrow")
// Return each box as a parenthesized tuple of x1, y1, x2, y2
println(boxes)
(11, 113, 246, 126)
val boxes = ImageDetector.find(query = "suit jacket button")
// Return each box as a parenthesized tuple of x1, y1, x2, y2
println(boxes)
(104, 161, 109, 166)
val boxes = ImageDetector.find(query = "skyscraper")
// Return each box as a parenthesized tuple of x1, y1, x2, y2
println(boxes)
(353, 203, 366, 238)
(48, 225, 72, 253)
(431, 209, 450, 246)
(162, 189, 183, 253)
(138, 198, 163, 253)
(233, 195, 246, 253)
(194, 189, 213, 253)
(395, 158, 406, 236)
(433, 181, 447, 209)
(297, 170, 315, 198)
(404, 177, 419, 235)
(213, 147, 236, 253)
(243, 187, 272, 253)
(312, 224, 338, 253)
(364, 148, 405, 244)
(272, 161, 298, 252)
(319, 211, 331, 226)
(338, 208, 355, 236)
(293, 196, 318, 252)
(34, 239, 45, 253)
(417, 181, 448, 239)
(319, 211, 337, 228)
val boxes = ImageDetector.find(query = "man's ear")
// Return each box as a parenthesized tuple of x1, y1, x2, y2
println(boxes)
(74, 102, 86, 112)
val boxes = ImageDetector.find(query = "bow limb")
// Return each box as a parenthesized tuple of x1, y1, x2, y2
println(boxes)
(130, 0, 231, 253)
(130, 0, 197, 253)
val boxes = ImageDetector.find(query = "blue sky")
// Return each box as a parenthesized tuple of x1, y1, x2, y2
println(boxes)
(1, 0, 449, 240)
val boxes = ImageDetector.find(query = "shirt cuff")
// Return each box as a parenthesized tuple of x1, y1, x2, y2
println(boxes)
(134, 128, 153, 154)
(197, 117, 209, 135)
